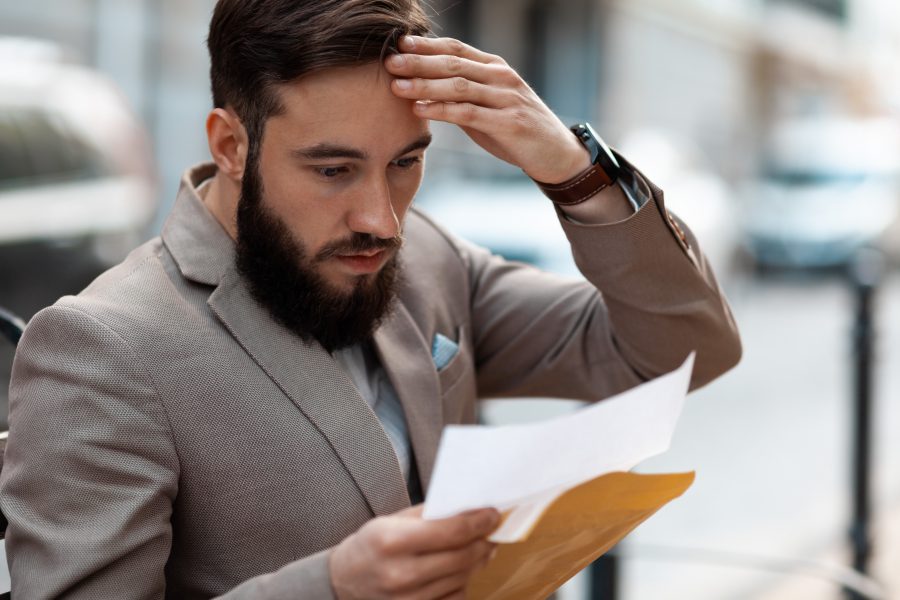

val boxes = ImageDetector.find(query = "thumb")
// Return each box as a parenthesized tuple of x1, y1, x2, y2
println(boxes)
(397, 504, 425, 519)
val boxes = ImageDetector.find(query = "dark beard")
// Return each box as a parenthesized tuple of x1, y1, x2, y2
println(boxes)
(235, 158, 403, 353)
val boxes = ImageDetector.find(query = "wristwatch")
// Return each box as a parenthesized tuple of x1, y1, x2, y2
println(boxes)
(534, 123, 622, 206)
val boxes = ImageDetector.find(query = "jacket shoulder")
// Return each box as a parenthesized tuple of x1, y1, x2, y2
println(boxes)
(48, 237, 201, 343)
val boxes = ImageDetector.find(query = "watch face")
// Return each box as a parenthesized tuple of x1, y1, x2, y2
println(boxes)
(573, 125, 602, 164)
(573, 123, 621, 177)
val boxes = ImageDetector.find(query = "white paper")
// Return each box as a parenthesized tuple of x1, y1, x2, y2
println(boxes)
(423, 352, 695, 541)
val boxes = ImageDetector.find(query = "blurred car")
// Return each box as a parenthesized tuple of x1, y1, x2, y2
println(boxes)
(0, 37, 158, 265)
(742, 117, 900, 269)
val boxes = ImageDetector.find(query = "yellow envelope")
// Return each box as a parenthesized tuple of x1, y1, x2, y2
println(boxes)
(467, 471, 695, 600)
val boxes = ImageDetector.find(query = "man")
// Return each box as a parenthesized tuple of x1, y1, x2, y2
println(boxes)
(0, 0, 741, 598)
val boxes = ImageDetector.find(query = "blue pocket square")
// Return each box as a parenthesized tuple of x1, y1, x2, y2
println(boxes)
(431, 333, 459, 370)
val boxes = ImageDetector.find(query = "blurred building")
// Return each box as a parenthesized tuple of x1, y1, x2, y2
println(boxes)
(430, 0, 900, 181)
(3, 0, 899, 217)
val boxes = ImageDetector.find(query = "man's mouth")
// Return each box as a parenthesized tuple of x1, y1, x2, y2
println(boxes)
(338, 248, 384, 258)
(334, 249, 389, 274)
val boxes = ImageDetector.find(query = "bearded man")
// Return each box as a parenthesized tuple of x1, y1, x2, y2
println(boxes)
(0, 0, 741, 598)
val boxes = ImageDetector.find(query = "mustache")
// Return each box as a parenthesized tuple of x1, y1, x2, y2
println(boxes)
(315, 233, 403, 262)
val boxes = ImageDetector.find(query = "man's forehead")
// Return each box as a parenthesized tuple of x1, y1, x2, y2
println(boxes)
(269, 62, 429, 157)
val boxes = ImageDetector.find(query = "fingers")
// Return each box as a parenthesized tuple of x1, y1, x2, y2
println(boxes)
(392, 76, 515, 109)
(421, 509, 500, 552)
(386, 52, 510, 87)
(398, 504, 425, 518)
(399, 35, 502, 65)
(414, 540, 495, 583)
(390, 540, 493, 598)
(401, 508, 501, 554)
(385, 37, 531, 128)
(413, 101, 494, 129)
(400, 571, 471, 600)
(386, 35, 567, 178)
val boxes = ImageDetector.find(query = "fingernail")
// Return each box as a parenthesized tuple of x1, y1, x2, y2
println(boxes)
(414, 101, 428, 112)
(402, 35, 416, 49)
(395, 79, 412, 90)
(390, 54, 405, 67)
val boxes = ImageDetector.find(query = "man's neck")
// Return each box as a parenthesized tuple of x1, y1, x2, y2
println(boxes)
(202, 171, 240, 241)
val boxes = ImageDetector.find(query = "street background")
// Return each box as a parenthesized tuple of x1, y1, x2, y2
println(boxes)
(2, 0, 900, 598)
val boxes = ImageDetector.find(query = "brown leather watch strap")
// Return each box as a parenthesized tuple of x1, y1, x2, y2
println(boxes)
(533, 163, 615, 206)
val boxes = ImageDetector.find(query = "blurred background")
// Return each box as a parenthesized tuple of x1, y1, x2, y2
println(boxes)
(2, 0, 900, 598)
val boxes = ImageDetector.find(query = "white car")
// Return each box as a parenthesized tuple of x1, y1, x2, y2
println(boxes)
(742, 117, 900, 269)
(0, 38, 157, 265)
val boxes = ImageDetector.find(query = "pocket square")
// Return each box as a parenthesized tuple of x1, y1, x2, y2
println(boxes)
(432, 333, 459, 370)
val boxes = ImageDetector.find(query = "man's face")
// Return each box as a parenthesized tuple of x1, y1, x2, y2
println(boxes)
(235, 62, 430, 351)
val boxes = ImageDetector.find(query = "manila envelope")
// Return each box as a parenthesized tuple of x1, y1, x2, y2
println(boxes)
(467, 471, 695, 600)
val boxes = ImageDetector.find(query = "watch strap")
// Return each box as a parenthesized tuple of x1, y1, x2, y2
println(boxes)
(533, 163, 615, 206)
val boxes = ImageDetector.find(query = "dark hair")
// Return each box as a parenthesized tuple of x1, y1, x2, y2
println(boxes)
(208, 0, 432, 155)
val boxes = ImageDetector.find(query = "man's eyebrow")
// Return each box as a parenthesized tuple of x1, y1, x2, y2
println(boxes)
(292, 144, 368, 161)
(395, 133, 433, 158)
(291, 133, 432, 162)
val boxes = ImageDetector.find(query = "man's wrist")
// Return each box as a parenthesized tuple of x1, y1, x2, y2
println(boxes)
(530, 139, 593, 186)
(536, 163, 612, 206)
(531, 123, 625, 206)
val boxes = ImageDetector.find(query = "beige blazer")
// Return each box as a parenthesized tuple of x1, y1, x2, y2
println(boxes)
(0, 162, 740, 599)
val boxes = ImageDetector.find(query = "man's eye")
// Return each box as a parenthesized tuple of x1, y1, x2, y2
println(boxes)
(315, 166, 348, 178)
(393, 156, 422, 169)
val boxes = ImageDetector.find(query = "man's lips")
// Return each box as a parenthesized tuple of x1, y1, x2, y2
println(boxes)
(338, 248, 384, 258)
(334, 249, 389, 274)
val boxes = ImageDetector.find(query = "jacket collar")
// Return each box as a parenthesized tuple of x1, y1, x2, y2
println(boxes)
(161, 163, 234, 287)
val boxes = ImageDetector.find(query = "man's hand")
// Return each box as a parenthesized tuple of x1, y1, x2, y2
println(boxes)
(385, 35, 591, 185)
(329, 505, 500, 600)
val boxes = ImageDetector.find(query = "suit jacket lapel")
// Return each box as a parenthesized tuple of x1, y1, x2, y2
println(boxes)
(373, 303, 443, 494)
(208, 268, 411, 517)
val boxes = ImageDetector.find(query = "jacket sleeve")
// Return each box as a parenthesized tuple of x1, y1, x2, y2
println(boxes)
(0, 305, 336, 600)
(455, 164, 741, 400)
(214, 550, 335, 600)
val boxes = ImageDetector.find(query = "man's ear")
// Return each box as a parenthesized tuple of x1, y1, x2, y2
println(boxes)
(206, 108, 249, 182)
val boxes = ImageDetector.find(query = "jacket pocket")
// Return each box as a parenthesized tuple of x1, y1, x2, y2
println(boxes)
(436, 325, 476, 424)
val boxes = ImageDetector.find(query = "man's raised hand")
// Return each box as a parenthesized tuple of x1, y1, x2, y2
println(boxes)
(385, 35, 591, 185)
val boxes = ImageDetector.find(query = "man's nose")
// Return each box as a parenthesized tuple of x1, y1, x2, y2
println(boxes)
(346, 177, 400, 240)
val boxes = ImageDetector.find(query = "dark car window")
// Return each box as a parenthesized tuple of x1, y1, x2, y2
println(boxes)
(0, 108, 105, 189)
